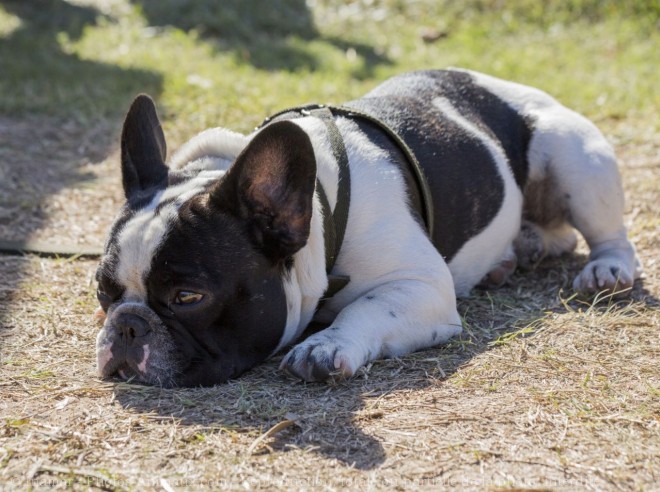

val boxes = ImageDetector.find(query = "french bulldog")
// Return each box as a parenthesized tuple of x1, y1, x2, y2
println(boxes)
(95, 68, 641, 387)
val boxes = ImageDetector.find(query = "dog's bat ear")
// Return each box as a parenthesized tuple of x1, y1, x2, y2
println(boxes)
(210, 120, 317, 262)
(120, 94, 168, 200)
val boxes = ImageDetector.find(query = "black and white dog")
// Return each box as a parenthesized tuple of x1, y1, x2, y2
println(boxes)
(95, 69, 641, 387)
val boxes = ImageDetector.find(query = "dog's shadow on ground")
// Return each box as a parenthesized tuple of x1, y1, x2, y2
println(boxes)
(111, 255, 655, 470)
(131, 0, 391, 77)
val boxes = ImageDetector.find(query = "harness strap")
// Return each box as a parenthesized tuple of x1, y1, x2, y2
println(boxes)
(334, 105, 434, 238)
(260, 103, 434, 237)
(303, 107, 351, 275)
(316, 180, 350, 298)
(259, 102, 434, 300)
(301, 107, 352, 298)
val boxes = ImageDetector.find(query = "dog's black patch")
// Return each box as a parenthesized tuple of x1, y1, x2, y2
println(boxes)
(348, 69, 534, 262)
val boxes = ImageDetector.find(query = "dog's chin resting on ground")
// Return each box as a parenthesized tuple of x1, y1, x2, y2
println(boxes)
(94, 68, 642, 387)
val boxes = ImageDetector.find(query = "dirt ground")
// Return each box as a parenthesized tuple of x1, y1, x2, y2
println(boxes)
(0, 114, 658, 491)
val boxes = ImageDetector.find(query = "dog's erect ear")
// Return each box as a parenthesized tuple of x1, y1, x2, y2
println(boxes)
(211, 121, 317, 261)
(121, 94, 168, 199)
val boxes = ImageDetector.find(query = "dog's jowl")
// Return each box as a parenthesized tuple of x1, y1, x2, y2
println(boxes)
(95, 69, 641, 387)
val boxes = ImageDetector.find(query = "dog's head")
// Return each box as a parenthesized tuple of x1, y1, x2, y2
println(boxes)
(95, 95, 317, 387)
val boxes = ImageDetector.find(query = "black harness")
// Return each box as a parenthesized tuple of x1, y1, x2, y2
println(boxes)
(259, 104, 434, 299)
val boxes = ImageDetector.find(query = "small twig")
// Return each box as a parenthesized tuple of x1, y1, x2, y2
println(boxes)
(245, 416, 298, 455)
(160, 478, 176, 492)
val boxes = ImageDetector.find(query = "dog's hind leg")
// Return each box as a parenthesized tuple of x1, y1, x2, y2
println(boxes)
(527, 107, 642, 295)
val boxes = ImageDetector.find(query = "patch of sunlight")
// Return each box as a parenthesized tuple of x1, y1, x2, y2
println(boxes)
(0, 6, 22, 38)
(65, 0, 133, 17)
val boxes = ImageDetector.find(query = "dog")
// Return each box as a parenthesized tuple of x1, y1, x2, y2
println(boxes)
(95, 68, 641, 387)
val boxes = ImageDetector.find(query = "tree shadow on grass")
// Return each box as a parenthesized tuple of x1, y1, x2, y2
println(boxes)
(0, 0, 162, 234)
(132, 0, 390, 77)
(111, 255, 652, 470)
(0, 0, 163, 116)
(0, 0, 162, 351)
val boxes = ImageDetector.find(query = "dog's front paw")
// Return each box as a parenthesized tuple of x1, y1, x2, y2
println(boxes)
(279, 333, 360, 382)
(573, 258, 635, 296)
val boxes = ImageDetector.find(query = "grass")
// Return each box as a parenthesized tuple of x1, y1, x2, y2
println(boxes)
(1, 1, 658, 133)
(0, 0, 659, 490)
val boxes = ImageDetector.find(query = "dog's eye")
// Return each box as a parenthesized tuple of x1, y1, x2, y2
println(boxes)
(96, 289, 114, 312)
(174, 291, 204, 305)
(96, 272, 123, 312)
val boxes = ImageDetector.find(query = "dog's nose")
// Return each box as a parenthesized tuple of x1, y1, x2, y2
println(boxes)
(115, 313, 151, 340)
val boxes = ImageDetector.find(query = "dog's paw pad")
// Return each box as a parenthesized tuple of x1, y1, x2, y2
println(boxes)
(280, 336, 356, 382)
(573, 259, 634, 296)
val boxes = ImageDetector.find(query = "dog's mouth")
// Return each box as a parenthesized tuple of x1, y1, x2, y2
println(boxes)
(115, 364, 173, 387)
(97, 346, 176, 388)
(111, 364, 140, 384)
(97, 343, 145, 382)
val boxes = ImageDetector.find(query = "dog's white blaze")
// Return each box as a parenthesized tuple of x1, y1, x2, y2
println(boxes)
(137, 344, 150, 374)
(116, 197, 173, 299)
(432, 96, 523, 295)
(115, 171, 225, 299)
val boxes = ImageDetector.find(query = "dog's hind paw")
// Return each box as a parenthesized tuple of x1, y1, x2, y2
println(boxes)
(478, 253, 517, 289)
(573, 258, 635, 296)
(513, 222, 546, 270)
(280, 334, 358, 382)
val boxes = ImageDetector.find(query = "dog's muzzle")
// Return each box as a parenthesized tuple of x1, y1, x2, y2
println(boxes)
(96, 302, 177, 386)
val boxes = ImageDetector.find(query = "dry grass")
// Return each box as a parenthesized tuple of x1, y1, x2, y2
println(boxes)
(0, 1, 659, 488)
(0, 118, 658, 491)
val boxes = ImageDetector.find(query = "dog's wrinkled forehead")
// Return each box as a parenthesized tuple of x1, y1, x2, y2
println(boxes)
(110, 169, 225, 298)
